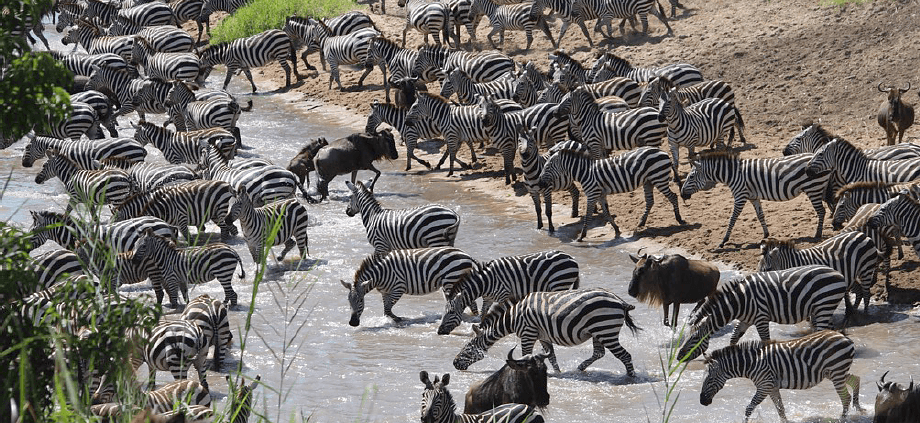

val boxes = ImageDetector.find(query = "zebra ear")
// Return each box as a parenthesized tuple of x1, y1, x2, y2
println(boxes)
(420, 370, 433, 389)
(340, 279, 352, 290)
(345, 181, 357, 192)
(365, 178, 375, 192)
(440, 373, 450, 386)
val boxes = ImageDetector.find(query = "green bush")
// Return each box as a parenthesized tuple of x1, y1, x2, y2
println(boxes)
(209, 0, 362, 44)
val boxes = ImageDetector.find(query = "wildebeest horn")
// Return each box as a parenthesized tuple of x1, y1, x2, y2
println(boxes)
(911, 376, 914, 392)
(879, 370, 890, 391)
(637, 247, 647, 258)
(507, 347, 517, 361)
(878, 82, 889, 92)
(881, 370, 889, 383)
(901, 82, 911, 93)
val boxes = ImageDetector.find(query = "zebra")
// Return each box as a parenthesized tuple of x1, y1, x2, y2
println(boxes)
(539, 145, 684, 240)
(130, 320, 209, 389)
(35, 149, 133, 214)
(170, 0, 210, 43)
(518, 131, 581, 233)
(554, 70, 643, 107)
(62, 21, 132, 60)
(27, 250, 85, 293)
(453, 288, 639, 374)
(805, 138, 920, 190)
(31, 100, 99, 141)
(198, 144, 305, 207)
(481, 99, 568, 184)
(398, 0, 450, 48)
(113, 179, 238, 242)
(410, 45, 515, 96)
(869, 193, 920, 260)
(75, 241, 150, 287)
(341, 247, 477, 326)
(198, 0, 251, 36)
(589, 50, 702, 87)
(557, 87, 666, 158)
(676, 265, 847, 361)
(117, 161, 199, 192)
(198, 29, 301, 92)
(842, 203, 901, 296)
(111, 2, 178, 31)
(228, 190, 310, 266)
(300, 21, 381, 91)
(165, 80, 244, 142)
(144, 379, 212, 415)
(471, 0, 555, 51)
(364, 36, 418, 103)
(366, 99, 436, 171)
(70, 90, 119, 138)
(532, 0, 601, 48)
(85, 65, 167, 121)
(419, 371, 544, 423)
(131, 120, 236, 165)
(758, 232, 879, 315)
(345, 180, 461, 256)
(438, 250, 580, 335)
(547, 50, 593, 85)
(445, 0, 483, 47)
(680, 151, 833, 248)
(784, 123, 920, 159)
(448, 69, 516, 104)
(284, 13, 378, 70)
(831, 181, 920, 230)
(700, 330, 862, 423)
(639, 76, 745, 140)
(181, 294, 232, 370)
(28, 210, 177, 253)
(133, 230, 245, 307)
(594, 0, 672, 39)
(130, 36, 202, 83)
(659, 88, 741, 183)
(22, 136, 147, 168)
(8, 3, 52, 50)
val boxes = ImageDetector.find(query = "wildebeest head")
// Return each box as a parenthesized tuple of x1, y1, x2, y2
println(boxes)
(627, 250, 664, 304)
(876, 371, 917, 420)
(505, 347, 551, 408)
(376, 128, 398, 160)
(880, 82, 911, 121)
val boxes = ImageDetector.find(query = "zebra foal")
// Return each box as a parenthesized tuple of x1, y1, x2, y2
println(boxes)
(700, 330, 862, 423)
(228, 190, 310, 266)
(869, 193, 920, 260)
(419, 371, 543, 423)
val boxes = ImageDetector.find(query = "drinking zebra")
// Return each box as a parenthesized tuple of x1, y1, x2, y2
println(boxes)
(341, 247, 477, 326)
(133, 230, 245, 308)
(557, 87, 665, 158)
(438, 250, 580, 335)
(419, 371, 544, 423)
(345, 181, 461, 256)
(365, 99, 435, 171)
(589, 51, 702, 87)
(805, 137, 920, 186)
(300, 21, 381, 91)
(680, 151, 833, 248)
(700, 330, 862, 422)
(198, 144, 306, 207)
(471, 0, 555, 51)
(28, 211, 177, 253)
(758, 232, 879, 315)
(130, 320, 209, 389)
(869, 193, 920, 259)
(35, 149, 133, 214)
(538, 145, 685, 241)
(518, 132, 581, 233)
(22, 136, 147, 168)
(130, 37, 202, 83)
(181, 294, 232, 370)
(453, 288, 638, 374)
(398, 0, 450, 48)
(411, 45, 515, 96)
(676, 265, 847, 360)
(131, 120, 236, 165)
(197, 29, 301, 92)
(364, 36, 418, 103)
(228, 190, 310, 266)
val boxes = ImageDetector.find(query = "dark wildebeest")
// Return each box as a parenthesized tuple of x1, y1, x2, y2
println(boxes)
(287, 137, 330, 186)
(877, 83, 914, 146)
(312, 129, 398, 201)
(628, 251, 720, 328)
(463, 348, 550, 415)
(394, 76, 426, 109)
(875, 371, 920, 423)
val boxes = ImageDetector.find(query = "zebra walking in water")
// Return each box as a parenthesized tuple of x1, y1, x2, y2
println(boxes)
(700, 330, 862, 423)
(365, 99, 435, 171)
(538, 145, 685, 241)
(29, 211, 176, 253)
(471, 0, 555, 51)
(198, 29, 301, 92)
(35, 150, 133, 214)
(198, 143, 306, 207)
(70, 90, 120, 138)
(34, 101, 99, 141)
(519, 133, 581, 233)
(342, 247, 477, 326)
(85, 65, 166, 122)
(438, 250, 580, 335)
(659, 88, 741, 183)
(181, 294, 232, 370)
(228, 190, 310, 266)
(453, 288, 639, 374)
(590, 51, 702, 87)
(557, 87, 665, 158)
(48, 50, 130, 76)
(677, 265, 847, 361)
(117, 161, 198, 192)
(757, 232, 880, 315)
(869, 193, 920, 259)
(27, 250, 84, 293)
(131, 120, 236, 165)
(130, 320, 209, 389)
(680, 151, 833, 248)
(364, 36, 418, 103)
(410, 45, 515, 96)
(130, 37, 202, 83)
(398, 0, 450, 48)
(345, 181, 461, 256)
(805, 137, 920, 185)
(419, 371, 544, 423)
(22, 136, 147, 168)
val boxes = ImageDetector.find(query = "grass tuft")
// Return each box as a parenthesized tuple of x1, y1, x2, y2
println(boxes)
(210, 0, 362, 44)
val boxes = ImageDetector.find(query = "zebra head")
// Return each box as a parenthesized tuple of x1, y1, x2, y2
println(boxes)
(437, 290, 468, 335)
(410, 46, 441, 84)
(805, 137, 843, 177)
(784, 123, 826, 156)
(365, 100, 383, 134)
(419, 371, 454, 423)
(344, 181, 375, 217)
(517, 126, 538, 162)
(657, 87, 681, 124)
(226, 374, 261, 423)
(677, 316, 712, 361)
(537, 146, 582, 192)
(22, 136, 50, 167)
(34, 150, 65, 184)
(453, 324, 488, 370)
(757, 238, 796, 272)
(679, 157, 714, 200)
(28, 210, 69, 250)
(340, 279, 369, 327)
(699, 352, 729, 406)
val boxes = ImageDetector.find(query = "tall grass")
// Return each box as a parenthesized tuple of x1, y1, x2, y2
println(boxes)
(209, 0, 361, 44)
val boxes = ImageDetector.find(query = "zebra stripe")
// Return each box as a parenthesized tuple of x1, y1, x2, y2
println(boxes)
(533, 0, 602, 48)
(831, 181, 920, 230)
(453, 288, 639, 374)
(539, 145, 683, 240)
(119, 161, 199, 192)
(170, 0, 210, 43)
(132, 320, 209, 389)
(34, 150, 133, 213)
(75, 243, 149, 287)
(448, 69, 516, 104)
(22, 136, 147, 169)
(28, 210, 177, 253)
(181, 294, 232, 371)
(107, 2, 177, 36)
(482, 99, 568, 184)
(438, 250, 580, 335)
(869, 193, 920, 260)
(594, 0, 672, 38)
(199, 145, 305, 207)
(639, 77, 745, 141)
(86, 65, 167, 121)
(471, 0, 555, 51)
(677, 265, 847, 360)
(399, 0, 450, 47)
(131, 37, 201, 82)
(198, 29, 300, 92)
(558, 87, 665, 158)
(62, 22, 131, 59)
(519, 133, 581, 233)
(302, 21, 381, 91)
(145, 379, 212, 414)
(364, 36, 418, 102)
(589, 51, 701, 86)
(70, 90, 119, 138)
(758, 232, 879, 314)
(28, 249, 84, 293)
(285, 13, 377, 69)
(700, 330, 861, 422)
(548, 50, 593, 85)
(680, 151, 833, 247)
(343, 247, 477, 326)
(133, 120, 236, 165)
(445, 0, 483, 47)
(659, 90, 741, 182)
(345, 180, 461, 256)
(841, 203, 900, 295)
(166, 80, 243, 139)
(228, 189, 310, 265)
(805, 138, 920, 190)
(419, 371, 543, 423)
(365, 99, 435, 171)
(411, 45, 515, 95)
(134, 231, 244, 307)
(784, 124, 920, 159)
(35, 100, 99, 140)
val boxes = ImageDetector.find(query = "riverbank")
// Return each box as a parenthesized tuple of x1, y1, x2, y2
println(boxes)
(190, 0, 920, 304)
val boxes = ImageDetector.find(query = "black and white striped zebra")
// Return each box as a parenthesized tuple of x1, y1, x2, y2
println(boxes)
(133, 230, 245, 307)
(589, 51, 701, 87)
(70, 90, 119, 138)
(341, 247, 477, 326)
(364, 36, 418, 103)
(284, 13, 377, 70)
(130, 320, 209, 389)
(538, 145, 684, 240)
(448, 69, 516, 104)
(131, 36, 201, 83)
(659, 88, 741, 183)
(830, 181, 920, 230)
(471, 0, 555, 51)
(228, 189, 310, 266)
(445, 0, 483, 47)
(198, 29, 301, 92)
(62, 21, 132, 59)
(411, 45, 515, 96)
(639, 76, 745, 140)
(398, 0, 450, 48)
(345, 180, 461, 256)
(453, 288, 639, 374)
(531, 0, 600, 48)
(676, 265, 847, 361)
(419, 371, 544, 423)
(805, 137, 920, 187)
(181, 294, 232, 370)
(556, 71, 643, 107)
(22, 136, 147, 168)
(557, 87, 665, 158)
(132, 120, 235, 165)
(869, 193, 920, 260)
(48, 49, 132, 79)
(841, 203, 901, 295)
(365, 99, 435, 171)
(758, 232, 879, 315)
(144, 379, 212, 414)
(27, 249, 84, 293)
(198, 145, 305, 207)
(85, 65, 166, 121)
(300, 20, 381, 91)
(110, 2, 178, 34)
(438, 250, 580, 335)
(700, 330, 862, 422)
(519, 132, 581, 233)
(165, 80, 244, 141)
(28, 210, 177, 252)
(35, 149, 133, 213)
(784, 123, 920, 159)
(119, 161, 199, 192)
(481, 99, 568, 184)
(75, 240, 150, 287)
(170, 0, 209, 43)
(680, 151, 833, 247)
(547, 50, 593, 85)
(594, 0, 672, 38)
(113, 179, 238, 241)
(198, 0, 250, 33)
(33, 100, 100, 141)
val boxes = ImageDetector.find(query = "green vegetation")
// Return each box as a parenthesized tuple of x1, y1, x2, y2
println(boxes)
(209, 0, 361, 44)
(648, 325, 706, 423)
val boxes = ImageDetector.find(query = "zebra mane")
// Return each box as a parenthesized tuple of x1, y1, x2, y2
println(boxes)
(371, 35, 400, 51)
(600, 52, 632, 69)
(833, 181, 895, 200)
(694, 150, 739, 161)
(690, 276, 745, 326)
(32, 210, 69, 222)
(829, 137, 865, 158)
(805, 123, 835, 144)
(549, 50, 585, 70)
(553, 145, 593, 160)
(760, 237, 795, 251)
(354, 253, 380, 282)
(704, 339, 765, 364)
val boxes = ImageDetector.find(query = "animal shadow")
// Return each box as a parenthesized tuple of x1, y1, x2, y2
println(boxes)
(633, 222, 702, 237)
(553, 369, 655, 386)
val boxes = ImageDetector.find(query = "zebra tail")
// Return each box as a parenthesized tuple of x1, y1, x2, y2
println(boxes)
(734, 105, 745, 132)
(621, 303, 641, 335)
(235, 252, 246, 280)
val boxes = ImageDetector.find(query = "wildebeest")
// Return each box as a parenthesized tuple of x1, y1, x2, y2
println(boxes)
(628, 251, 720, 327)
(875, 371, 920, 423)
(394, 76, 426, 109)
(312, 129, 398, 201)
(877, 83, 914, 146)
(286, 136, 329, 186)
(464, 348, 550, 414)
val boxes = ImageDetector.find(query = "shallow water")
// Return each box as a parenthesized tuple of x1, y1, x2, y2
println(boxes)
(9, 23, 920, 423)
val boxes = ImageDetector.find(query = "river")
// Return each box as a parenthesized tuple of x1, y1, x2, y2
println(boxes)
(5, 23, 920, 423)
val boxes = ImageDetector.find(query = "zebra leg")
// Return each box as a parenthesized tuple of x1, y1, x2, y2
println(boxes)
(638, 182, 654, 228)
(501, 143, 514, 185)
(538, 19, 555, 48)
(578, 195, 596, 241)
(402, 23, 410, 48)
(754, 320, 771, 342)
(222, 66, 235, 90)
(576, 20, 594, 48)
(577, 337, 606, 372)
(655, 180, 685, 225)
(218, 274, 238, 307)
(599, 197, 621, 238)
(487, 26, 500, 50)
(845, 374, 863, 411)
(242, 68, 259, 92)
(768, 388, 788, 423)
(538, 340, 560, 373)
(718, 198, 748, 248)
(356, 64, 374, 89)
(569, 186, 580, 218)
(749, 199, 771, 239)
(653, 3, 673, 35)
(383, 290, 406, 323)
(194, 349, 209, 390)
(729, 321, 752, 345)
(523, 27, 533, 51)
(744, 386, 771, 422)
(531, 191, 544, 230)
(604, 334, 635, 377)
(669, 141, 682, 184)
(805, 194, 825, 239)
